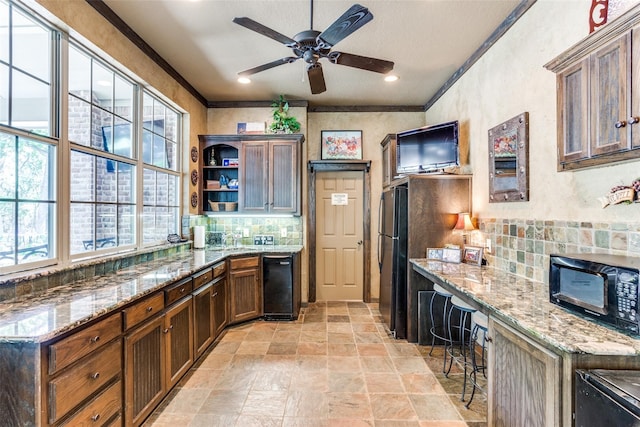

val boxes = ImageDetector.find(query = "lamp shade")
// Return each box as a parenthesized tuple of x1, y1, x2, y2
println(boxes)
(454, 213, 475, 231)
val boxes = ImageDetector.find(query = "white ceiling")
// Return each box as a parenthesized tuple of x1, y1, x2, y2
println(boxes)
(101, 0, 523, 107)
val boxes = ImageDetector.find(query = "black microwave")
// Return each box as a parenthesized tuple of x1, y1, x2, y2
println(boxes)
(549, 254, 640, 335)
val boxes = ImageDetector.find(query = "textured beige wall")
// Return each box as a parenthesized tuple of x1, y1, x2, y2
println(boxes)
(34, 0, 208, 215)
(425, 0, 640, 222)
(208, 108, 424, 300)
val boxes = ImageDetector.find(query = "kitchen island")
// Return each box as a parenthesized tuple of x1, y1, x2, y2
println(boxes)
(411, 259, 640, 427)
(0, 245, 302, 426)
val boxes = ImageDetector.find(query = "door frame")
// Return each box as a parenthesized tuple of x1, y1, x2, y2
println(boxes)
(307, 160, 371, 303)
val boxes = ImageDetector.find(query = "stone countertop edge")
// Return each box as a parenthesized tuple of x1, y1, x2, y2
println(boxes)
(410, 259, 640, 357)
(0, 246, 303, 343)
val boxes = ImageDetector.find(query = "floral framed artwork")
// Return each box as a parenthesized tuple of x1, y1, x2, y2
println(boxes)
(321, 130, 362, 160)
(463, 246, 484, 265)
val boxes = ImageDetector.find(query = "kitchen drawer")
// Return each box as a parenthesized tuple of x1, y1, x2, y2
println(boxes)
(165, 277, 193, 306)
(49, 339, 122, 423)
(212, 261, 226, 279)
(48, 312, 121, 375)
(122, 292, 164, 330)
(230, 256, 259, 270)
(58, 379, 122, 427)
(193, 268, 213, 289)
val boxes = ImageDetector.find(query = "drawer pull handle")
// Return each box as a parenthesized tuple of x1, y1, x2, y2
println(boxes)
(146, 307, 153, 312)
(89, 336, 100, 344)
(91, 414, 100, 422)
(180, 287, 185, 293)
(615, 120, 627, 128)
(91, 372, 100, 380)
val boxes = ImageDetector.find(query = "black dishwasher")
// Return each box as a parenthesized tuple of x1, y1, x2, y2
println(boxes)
(263, 254, 300, 320)
(575, 369, 640, 426)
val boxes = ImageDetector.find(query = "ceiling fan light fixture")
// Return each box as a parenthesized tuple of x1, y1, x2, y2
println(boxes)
(384, 74, 398, 82)
(237, 76, 251, 84)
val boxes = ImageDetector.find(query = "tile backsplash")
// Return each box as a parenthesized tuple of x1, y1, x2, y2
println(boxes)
(185, 215, 303, 246)
(475, 218, 640, 283)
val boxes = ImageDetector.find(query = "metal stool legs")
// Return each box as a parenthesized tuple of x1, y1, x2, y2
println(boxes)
(428, 284, 453, 373)
(466, 313, 488, 408)
(445, 296, 476, 403)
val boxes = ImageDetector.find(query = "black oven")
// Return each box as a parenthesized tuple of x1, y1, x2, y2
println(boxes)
(549, 254, 640, 335)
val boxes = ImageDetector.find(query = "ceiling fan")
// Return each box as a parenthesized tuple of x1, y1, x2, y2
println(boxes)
(233, 1, 394, 95)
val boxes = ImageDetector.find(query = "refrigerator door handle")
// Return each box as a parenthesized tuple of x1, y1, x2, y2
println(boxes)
(377, 194, 385, 271)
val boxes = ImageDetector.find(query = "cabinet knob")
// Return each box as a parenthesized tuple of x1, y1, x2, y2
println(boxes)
(180, 287, 185, 293)
(485, 336, 493, 343)
(163, 325, 173, 333)
(615, 120, 627, 128)
(89, 335, 100, 344)
(146, 306, 153, 312)
(91, 414, 100, 422)
(212, 292, 218, 298)
(630, 117, 640, 125)
(90, 372, 100, 380)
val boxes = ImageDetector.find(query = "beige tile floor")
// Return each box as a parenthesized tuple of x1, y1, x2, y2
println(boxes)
(144, 301, 487, 427)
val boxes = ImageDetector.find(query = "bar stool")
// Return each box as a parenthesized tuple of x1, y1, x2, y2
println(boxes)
(445, 296, 476, 402)
(466, 310, 489, 408)
(428, 284, 453, 373)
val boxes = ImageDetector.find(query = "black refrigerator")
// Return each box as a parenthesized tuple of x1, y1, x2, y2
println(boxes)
(378, 175, 472, 342)
(378, 186, 408, 339)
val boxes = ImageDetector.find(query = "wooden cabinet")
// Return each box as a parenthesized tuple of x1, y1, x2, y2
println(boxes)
(199, 134, 304, 215)
(488, 317, 561, 426)
(212, 275, 228, 338)
(380, 134, 397, 188)
(241, 137, 302, 214)
(164, 297, 193, 389)
(229, 256, 262, 324)
(546, 8, 640, 170)
(193, 282, 215, 358)
(124, 314, 165, 427)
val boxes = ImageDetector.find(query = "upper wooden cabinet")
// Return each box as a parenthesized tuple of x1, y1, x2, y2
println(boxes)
(545, 6, 640, 171)
(380, 134, 397, 188)
(199, 134, 304, 215)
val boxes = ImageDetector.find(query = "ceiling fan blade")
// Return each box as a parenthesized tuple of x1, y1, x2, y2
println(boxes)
(329, 52, 394, 74)
(307, 64, 326, 94)
(233, 17, 297, 47)
(317, 4, 373, 49)
(238, 57, 299, 76)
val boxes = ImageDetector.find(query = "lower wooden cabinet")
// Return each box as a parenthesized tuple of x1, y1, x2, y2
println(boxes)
(58, 379, 121, 426)
(124, 315, 165, 427)
(488, 317, 561, 426)
(193, 282, 215, 359)
(165, 297, 193, 389)
(212, 276, 228, 337)
(229, 256, 262, 324)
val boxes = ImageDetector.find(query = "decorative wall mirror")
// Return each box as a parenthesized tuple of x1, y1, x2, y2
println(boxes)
(488, 112, 529, 202)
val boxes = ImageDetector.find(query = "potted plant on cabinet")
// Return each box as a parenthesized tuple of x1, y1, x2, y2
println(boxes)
(269, 95, 301, 134)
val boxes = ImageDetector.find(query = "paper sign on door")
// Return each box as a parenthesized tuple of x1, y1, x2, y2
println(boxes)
(331, 193, 349, 205)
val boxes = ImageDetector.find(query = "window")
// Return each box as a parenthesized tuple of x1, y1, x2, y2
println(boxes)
(0, 1, 183, 272)
(141, 92, 181, 243)
(0, 0, 57, 270)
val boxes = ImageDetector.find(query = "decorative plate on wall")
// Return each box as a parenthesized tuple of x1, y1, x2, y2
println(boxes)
(190, 192, 198, 208)
(191, 170, 198, 185)
(190, 147, 198, 163)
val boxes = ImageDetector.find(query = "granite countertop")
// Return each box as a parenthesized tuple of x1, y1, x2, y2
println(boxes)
(0, 245, 302, 343)
(411, 259, 640, 356)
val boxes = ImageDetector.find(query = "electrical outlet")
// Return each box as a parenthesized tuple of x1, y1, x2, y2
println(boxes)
(280, 228, 287, 238)
(485, 238, 492, 254)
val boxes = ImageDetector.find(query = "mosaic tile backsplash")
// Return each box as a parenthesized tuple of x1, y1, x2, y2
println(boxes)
(475, 218, 640, 283)
(185, 215, 304, 246)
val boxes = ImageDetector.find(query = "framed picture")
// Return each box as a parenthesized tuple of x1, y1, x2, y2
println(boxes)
(442, 248, 461, 264)
(426, 248, 443, 260)
(463, 246, 484, 265)
(321, 130, 362, 160)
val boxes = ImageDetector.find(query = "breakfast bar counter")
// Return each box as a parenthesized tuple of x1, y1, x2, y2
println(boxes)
(410, 259, 640, 426)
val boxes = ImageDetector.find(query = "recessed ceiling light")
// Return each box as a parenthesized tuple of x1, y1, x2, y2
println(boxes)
(238, 77, 251, 84)
(384, 75, 399, 82)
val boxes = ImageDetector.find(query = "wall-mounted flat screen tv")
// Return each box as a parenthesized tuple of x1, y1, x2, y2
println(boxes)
(396, 120, 459, 175)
